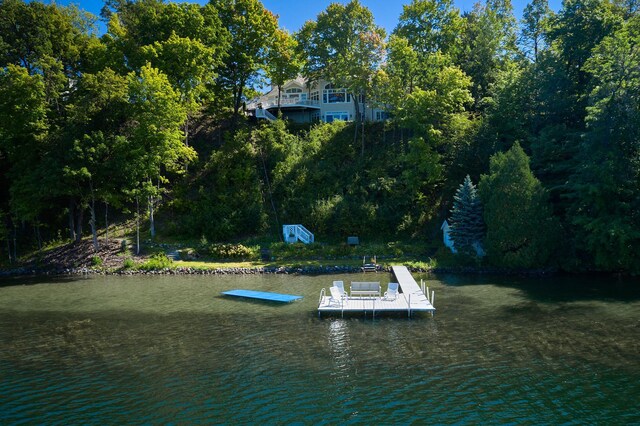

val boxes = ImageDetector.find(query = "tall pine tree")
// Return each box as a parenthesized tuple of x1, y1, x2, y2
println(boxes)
(449, 175, 484, 255)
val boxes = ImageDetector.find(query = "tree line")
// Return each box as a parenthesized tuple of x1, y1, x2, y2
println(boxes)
(0, 0, 638, 273)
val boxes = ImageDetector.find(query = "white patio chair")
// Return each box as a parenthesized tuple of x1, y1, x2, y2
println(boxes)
(329, 286, 347, 305)
(383, 282, 399, 301)
(333, 281, 347, 298)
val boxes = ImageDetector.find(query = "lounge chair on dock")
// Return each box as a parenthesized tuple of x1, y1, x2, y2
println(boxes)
(333, 281, 346, 298)
(329, 286, 347, 305)
(383, 283, 399, 301)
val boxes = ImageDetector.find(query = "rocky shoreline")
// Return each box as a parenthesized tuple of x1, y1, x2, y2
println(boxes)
(0, 264, 391, 277)
(0, 240, 558, 279)
(0, 264, 556, 277)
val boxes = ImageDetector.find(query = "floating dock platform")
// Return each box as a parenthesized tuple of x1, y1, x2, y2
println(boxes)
(317, 266, 435, 317)
(222, 289, 303, 303)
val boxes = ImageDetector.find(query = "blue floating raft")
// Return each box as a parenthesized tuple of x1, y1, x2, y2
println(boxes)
(221, 289, 303, 303)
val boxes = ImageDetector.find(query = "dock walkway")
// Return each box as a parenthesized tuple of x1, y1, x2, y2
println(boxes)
(317, 266, 435, 317)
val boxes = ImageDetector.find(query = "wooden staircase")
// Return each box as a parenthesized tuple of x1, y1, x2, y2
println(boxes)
(255, 108, 276, 121)
(283, 224, 314, 244)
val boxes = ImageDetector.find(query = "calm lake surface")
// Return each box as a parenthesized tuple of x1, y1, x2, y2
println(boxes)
(1, 272, 639, 424)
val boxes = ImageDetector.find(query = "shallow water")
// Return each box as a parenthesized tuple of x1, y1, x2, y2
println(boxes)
(0, 273, 639, 424)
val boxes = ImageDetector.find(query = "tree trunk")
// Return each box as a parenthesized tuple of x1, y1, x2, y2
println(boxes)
(184, 116, 190, 148)
(6, 238, 11, 264)
(277, 84, 282, 115)
(184, 117, 190, 173)
(258, 145, 281, 240)
(361, 91, 366, 156)
(75, 207, 84, 243)
(12, 226, 16, 261)
(104, 201, 109, 246)
(136, 195, 140, 255)
(352, 94, 361, 150)
(68, 199, 76, 241)
(149, 194, 155, 240)
(89, 191, 98, 251)
(34, 224, 41, 252)
(231, 80, 246, 129)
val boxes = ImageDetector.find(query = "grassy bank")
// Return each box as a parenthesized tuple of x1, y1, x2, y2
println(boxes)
(0, 236, 446, 274)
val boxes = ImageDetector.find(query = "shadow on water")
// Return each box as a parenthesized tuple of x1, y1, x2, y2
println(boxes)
(434, 272, 640, 303)
(0, 274, 90, 288)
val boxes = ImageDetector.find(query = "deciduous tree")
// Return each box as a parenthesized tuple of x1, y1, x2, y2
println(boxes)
(265, 29, 303, 112)
(298, 0, 385, 154)
(212, 0, 278, 121)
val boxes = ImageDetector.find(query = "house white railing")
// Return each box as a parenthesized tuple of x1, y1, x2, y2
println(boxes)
(283, 224, 314, 244)
(248, 98, 320, 111)
(255, 108, 276, 121)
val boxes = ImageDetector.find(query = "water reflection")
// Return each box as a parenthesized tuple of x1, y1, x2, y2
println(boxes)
(327, 319, 351, 373)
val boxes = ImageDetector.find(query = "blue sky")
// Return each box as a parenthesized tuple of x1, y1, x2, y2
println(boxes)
(52, 0, 563, 36)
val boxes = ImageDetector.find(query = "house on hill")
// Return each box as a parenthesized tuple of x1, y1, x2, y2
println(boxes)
(246, 76, 388, 123)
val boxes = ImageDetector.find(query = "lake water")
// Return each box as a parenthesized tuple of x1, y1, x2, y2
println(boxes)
(0, 272, 639, 424)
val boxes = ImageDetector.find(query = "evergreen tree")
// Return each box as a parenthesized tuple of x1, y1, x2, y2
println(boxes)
(449, 175, 484, 255)
(479, 143, 559, 268)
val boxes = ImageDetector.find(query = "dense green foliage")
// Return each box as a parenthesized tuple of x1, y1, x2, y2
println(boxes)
(0, 0, 639, 274)
(479, 143, 559, 268)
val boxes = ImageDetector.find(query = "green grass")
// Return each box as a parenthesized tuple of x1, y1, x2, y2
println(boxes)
(169, 255, 437, 270)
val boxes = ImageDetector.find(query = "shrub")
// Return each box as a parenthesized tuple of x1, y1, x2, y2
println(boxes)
(206, 243, 259, 260)
(123, 257, 135, 269)
(91, 256, 103, 267)
(178, 248, 199, 260)
(139, 253, 173, 270)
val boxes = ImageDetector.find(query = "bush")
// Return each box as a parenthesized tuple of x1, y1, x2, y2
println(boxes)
(178, 248, 199, 260)
(206, 243, 259, 260)
(91, 256, 103, 267)
(138, 253, 173, 270)
(123, 257, 135, 269)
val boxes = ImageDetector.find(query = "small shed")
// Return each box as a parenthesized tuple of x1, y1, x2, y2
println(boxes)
(441, 220, 457, 253)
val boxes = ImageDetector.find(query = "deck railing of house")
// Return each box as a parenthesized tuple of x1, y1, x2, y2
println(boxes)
(283, 224, 314, 244)
(248, 98, 320, 110)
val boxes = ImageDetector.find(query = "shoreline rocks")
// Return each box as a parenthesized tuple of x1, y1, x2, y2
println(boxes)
(0, 263, 557, 278)
(0, 264, 388, 277)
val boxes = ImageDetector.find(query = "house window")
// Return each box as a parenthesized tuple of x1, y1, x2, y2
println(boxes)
(324, 112, 349, 123)
(375, 111, 389, 121)
(285, 87, 302, 102)
(311, 111, 321, 122)
(310, 91, 319, 102)
(323, 84, 350, 103)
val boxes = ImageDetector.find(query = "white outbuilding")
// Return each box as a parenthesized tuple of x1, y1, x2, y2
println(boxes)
(441, 220, 457, 253)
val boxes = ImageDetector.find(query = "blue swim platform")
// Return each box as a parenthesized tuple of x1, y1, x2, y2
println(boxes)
(221, 289, 303, 303)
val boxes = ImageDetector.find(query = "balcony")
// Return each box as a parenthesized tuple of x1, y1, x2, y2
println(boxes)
(247, 96, 320, 111)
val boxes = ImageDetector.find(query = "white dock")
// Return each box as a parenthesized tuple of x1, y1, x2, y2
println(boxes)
(317, 266, 435, 317)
